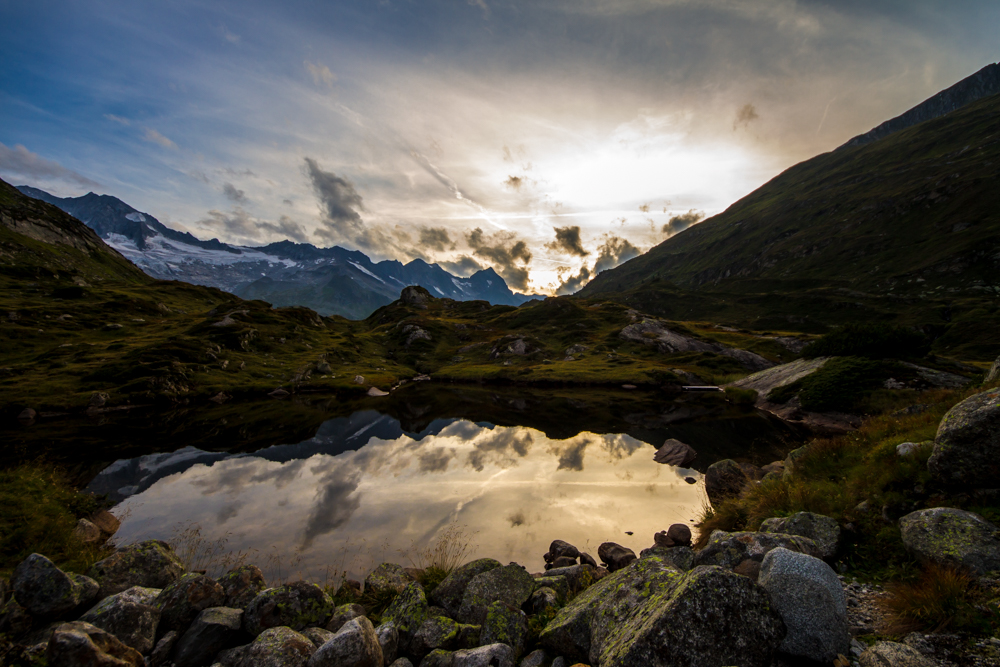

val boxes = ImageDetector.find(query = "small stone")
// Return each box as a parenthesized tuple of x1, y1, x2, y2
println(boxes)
(759, 511, 841, 560)
(149, 630, 179, 667)
(354, 375, 366, 384)
(519, 649, 547, 667)
(545, 540, 580, 561)
(429, 560, 502, 619)
(453, 644, 515, 667)
(859, 641, 936, 667)
(17, 408, 36, 421)
(241, 626, 316, 666)
(73, 518, 103, 544)
(530, 587, 559, 615)
(597, 542, 636, 572)
(479, 601, 527, 660)
(368, 387, 389, 397)
(376, 622, 399, 665)
(90, 509, 121, 536)
(308, 616, 383, 667)
(457, 565, 534, 626)
(898, 507, 1000, 575)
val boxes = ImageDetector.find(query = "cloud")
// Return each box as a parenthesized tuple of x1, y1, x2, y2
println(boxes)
(734, 103, 760, 130)
(662, 209, 705, 237)
(466, 429, 533, 472)
(419, 227, 455, 252)
(222, 182, 248, 204)
(545, 225, 589, 257)
(143, 128, 178, 150)
(593, 235, 641, 274)
(466, 227, 532, 291)
(468, 0, 490, 18)
(199, 208, 308, 243)
(305, 61, 337, 88)
(418, 448, 456, 473)
(550, 437, 591, 471)
(104, 114, 131, 126)
(301, 463, 363, 547)
(0, 142, 101, 188)
(504, 175, 524, 190)
(219, 25, 240, 43)
(304, 157, 365, 242)
(555, 265, 591, 296)
(439, 255, 484, 277)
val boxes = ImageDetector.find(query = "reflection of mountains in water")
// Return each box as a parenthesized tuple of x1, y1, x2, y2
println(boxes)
(85, 387, 805, 503)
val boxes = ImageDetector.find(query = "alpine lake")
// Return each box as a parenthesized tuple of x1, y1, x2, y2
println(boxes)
(3, 383, 805, 581)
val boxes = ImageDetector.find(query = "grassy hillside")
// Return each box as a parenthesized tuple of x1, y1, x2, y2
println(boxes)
(579, 93, 1000, 360)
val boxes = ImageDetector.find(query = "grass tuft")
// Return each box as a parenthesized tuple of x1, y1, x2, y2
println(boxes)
(881, 563, 999, 634)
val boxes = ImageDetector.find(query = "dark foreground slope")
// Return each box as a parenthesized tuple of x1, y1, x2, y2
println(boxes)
(580, 93, 1000, 359)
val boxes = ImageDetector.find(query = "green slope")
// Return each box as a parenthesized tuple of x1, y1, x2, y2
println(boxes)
(578, 93, 1000, 359)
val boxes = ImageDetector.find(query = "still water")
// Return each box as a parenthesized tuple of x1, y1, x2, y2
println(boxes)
(16, 386, 801, 581)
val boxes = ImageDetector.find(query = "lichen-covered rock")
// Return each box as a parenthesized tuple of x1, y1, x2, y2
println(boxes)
(539, 554, 785, 667)
(457, 565, 534, 626)
(381, 582, 429, 648)
(859, 641, 936, 667)
(898, 507, 1000, 576)
(365, 563, 414, 597)
(326, 602, 367, 633)
(155, 573, 226, 635)
(45, 621, 145, 667)
(519, 649, 547, 667)
(171, 606, 243, 667)
(759, 512, 842, 560)
(239, 626, 315, 667)
(409, 615, 478, 661)
(216, 643, 247, 667)
(308, 616, 382, 667)
(303, 627, 336, 648)
(12, 553, 99, 619)
(479, 601, 527, 660)
(218, 565, 266, 609)
(705, 459, 748, 506)
(597, 543, 636, 573)
(88, 540, 186, 598)
(244, 582, 335, 637)
(79, 585, 161, 654)
(0, 599, 33, 638)
(529, 587, 560, 615)
(928, 389, 1000, 487)
(638, 546, 695, 571)
(758, 548, 849, 663)
(453, 643, 515, 667)
(375, 622, 398, 665)
(533, 575, 569, 601)
(419, 650, 453, 667)
(539, 564, 605, 592)
(693, 530, 821, 569)
(429, 559, 501, 618)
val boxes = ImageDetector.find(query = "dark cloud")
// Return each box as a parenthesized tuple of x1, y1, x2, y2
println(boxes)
(439, 255, 484, 277)
(304, 157, 365, 242)
(466, 429, 534, 472)
(222, 182, 248, 204)
(418, 448, 456, 473)
(504, 175, 524, 190)
(466, 227, 533, 291)
(419, 227, 455, 252)
(507, 510, 527, 527)
(217, 504, 239, 523)
(734, 103, 760, 130)
(301, 463, 363, 548)
(551, 438, 590, 471)
(555, 265, 591, 296)
(662, 209, 705, 237)
(593, 235, 641, 274)
(545, 225, 589, 257)
(0, 142, 101, 188)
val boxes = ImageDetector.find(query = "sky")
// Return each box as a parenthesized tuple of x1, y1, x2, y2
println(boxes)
(1, 0, 998, 294)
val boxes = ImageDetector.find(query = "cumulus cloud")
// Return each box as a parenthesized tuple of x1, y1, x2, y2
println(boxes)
(545, 225, 589, 257)
(662, 209, 705, 237)
(222, 182, 248, 204)
(439, 255, 484, 277)
(143, 128, 178, 150)
(550, 437, 591, 471)
(305, 61, 337, 88)
(304, 157, 366, 242)
(734, 103, 760, 130)
(555, 265, 591, 296)
(593, 235, 641, 274)
(419, 227, 455, 252)
(301, 463, 363, 547)
(0, 142, 101, 188)
(466, 227, 533, 291)
(466, 429, 533, 472)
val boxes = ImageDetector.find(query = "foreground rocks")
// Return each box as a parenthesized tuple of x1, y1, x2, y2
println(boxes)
(928, 388, 1000, 488)
(898, 507, 1000, 575)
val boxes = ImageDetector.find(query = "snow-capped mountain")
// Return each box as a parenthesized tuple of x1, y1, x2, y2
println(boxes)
(17, 186, 539, 319)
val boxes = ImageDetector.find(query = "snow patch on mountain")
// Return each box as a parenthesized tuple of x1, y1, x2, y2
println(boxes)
(348, 261, 385, 284)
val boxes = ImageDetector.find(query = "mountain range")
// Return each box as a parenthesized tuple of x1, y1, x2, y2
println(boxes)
(14, 186, 538, 319)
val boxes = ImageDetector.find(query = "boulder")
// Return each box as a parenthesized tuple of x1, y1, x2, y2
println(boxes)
(79, 585, 161, 654)
(240, 626, 315, 667)
(218, 565, 267, 609)
(529, 588, 560, 615)
(154, 573, 226, 635)
(705, 459, 748, 505)
(479, 601, 527, 660)
(597, 542, 636, 572)
(533, 575, 569, 601)
(519, 649, 547, 667)
(859, 641, 936, 667)
(74, 518, 103, 544)
(244, 582, 335, 637)
(539, 554, 785, 667)
(365, 563, 415, 597)
(653, 439, 697, 466)
(898, 507, 1000, 576)
(90, 510, 121, 536)
(149, 630, 179, 667)
(928, 389, 1000, 487)
(45, 621, 144, 667)
(579, 552, 597, 568)
(326, 603, 367, 633)
(550, 557, 576, 568)
(0, 599, 33, 638)
(540, 564, 605, 592)
(693, 530, 821, 570)
(381, 582, 429, 648)
(453, 644, 515, 667)
(88, 540, 186, 598)
(376, 622, 399, 665)
(758, 548, 849, 663)
(759, 512, 841, 560)
(419, 650, 453, 667)
(172, 606, 243, 667)
(308, 616, 383, 667)
(653, 524, 692, 548)
(637, 546, 695, 571)
(986, 356, 1000, 384)
(409, 615, 479, 660)
(457, 564, 534, 626)
(546, 540, 580, 561)
(303, 627, 336, 648)
(429, 559, 502, 618)
(12, 553, 99, 619)
(400, 286, 432, 307)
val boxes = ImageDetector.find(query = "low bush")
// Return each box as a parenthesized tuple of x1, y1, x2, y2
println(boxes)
(802, 323, 929, 360)
(724, 386, 758, 406)
(881, 564, 999, 634)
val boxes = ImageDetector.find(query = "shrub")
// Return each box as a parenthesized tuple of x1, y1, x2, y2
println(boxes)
(802, 323, 929, 360)
(881, 563, 999, 634)
(724, 386, 758, 406)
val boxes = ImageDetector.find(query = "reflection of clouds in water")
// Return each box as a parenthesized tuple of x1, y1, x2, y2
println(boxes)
(301, 462, 363, 548)
(550, 435, 592, 471)
(192, 458, 308, 496)
(439, 420, 489, 440)
(217, 504, 240, 523)
(466, 429, 533, 472)
(507, 509, 527, 527)
(419, 448, 456, 473)
(599, 433, 644, 460)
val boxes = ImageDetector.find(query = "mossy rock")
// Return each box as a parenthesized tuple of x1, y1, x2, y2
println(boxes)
(243, 581, 334, 637)
(381, 581, 429, 647)
(693, 530, 821, 570)
(429, 558, 501, 618)
(457, 564, 534, 626)
(480, 601, 528, 660)
(239, 626, 315, 665)
(87, 540, 185, 598)
(898, 507, 1000, 576)
(533, 575, 569, 602)
(928, 388, 1000, 488)
(365, 562, 415, 598)
(11, 553, 98, 619)
(759, 512, 841, 560)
